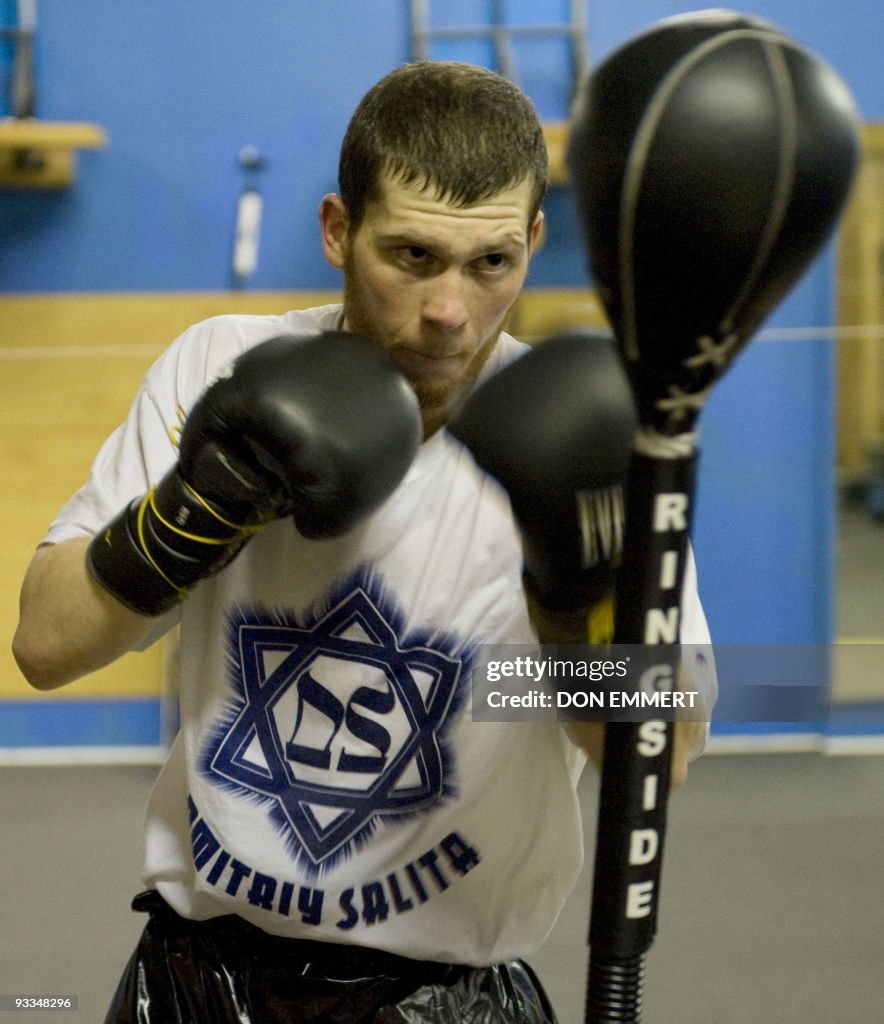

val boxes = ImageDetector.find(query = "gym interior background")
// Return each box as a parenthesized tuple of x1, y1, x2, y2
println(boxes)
(0, 2, 882, 1021)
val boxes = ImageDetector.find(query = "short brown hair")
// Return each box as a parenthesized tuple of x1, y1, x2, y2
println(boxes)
(339, 61, 548, 232)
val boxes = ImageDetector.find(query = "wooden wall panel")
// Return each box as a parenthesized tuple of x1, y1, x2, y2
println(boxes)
(837, 125, 884, 478)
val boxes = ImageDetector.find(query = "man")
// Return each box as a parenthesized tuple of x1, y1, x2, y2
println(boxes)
(13, 61, 714, 1022)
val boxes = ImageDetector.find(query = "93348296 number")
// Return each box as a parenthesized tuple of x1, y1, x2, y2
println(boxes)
(0, 995, 77, 1011)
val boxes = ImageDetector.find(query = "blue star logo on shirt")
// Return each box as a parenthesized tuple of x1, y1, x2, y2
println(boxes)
(200, 566, 472, 876)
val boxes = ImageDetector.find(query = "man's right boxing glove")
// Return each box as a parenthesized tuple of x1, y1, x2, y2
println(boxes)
(87, 331, 422, 616)
(449, 332, 636, 643)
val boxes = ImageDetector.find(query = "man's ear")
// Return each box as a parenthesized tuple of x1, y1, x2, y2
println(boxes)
(319, 194, 349, 270)
(528, 209, 545, 257)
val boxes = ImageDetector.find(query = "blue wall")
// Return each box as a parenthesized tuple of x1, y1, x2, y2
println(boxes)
(2, 0, 880, 657)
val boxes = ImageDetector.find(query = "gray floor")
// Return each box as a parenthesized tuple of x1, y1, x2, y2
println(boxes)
(3, 754, 884, 1023)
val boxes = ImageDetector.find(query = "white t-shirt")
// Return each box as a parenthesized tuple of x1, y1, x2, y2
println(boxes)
(44, 305, 715, 966)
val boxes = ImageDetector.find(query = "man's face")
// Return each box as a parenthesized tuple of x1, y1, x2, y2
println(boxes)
(320, 174, 544, 434)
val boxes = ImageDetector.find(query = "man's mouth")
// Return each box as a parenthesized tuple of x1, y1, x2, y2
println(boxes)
(391, 346, 467, 378)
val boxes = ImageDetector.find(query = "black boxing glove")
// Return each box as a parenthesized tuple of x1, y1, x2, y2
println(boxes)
(449, 332, 636, 643)
(87, 331, 422, 615)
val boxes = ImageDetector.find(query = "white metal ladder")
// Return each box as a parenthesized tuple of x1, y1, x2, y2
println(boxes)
(408, 0, 588, 183)
(410, 0, 588, 88)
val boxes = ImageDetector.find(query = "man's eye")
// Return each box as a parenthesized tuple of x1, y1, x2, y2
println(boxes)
(399, 246, 433, 265)
(476, 253, 509, 273)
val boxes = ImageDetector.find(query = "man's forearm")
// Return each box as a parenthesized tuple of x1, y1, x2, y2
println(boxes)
(13, 537, 160, 691)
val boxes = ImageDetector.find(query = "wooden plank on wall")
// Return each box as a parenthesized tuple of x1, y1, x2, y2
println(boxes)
(0, 291, 342, 350)
(837, 124, 884, 478)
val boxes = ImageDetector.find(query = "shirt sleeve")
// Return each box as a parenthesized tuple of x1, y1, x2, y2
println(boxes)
(35, 373, 182, 646)
(42, 305, 342, 538)
(42, 346, 187, 546)
(679, 542, 718, 757)
(40, 312, 280, 546)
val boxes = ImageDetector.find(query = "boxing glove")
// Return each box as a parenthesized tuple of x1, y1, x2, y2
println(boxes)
(449, 332, 636, 643)
(88, 331, 422, 616)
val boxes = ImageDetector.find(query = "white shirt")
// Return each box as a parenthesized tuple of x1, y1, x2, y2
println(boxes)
(44, 305, 715, 965)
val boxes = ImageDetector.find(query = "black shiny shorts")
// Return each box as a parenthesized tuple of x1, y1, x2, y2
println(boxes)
(102, 891, 559, 1023)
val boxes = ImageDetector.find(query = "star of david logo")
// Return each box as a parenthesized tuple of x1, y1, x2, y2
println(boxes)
(201, 583, 467, 875)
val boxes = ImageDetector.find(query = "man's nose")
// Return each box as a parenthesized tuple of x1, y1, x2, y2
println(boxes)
(421, 271, 468, 331)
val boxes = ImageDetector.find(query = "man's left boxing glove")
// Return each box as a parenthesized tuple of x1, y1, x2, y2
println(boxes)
(87, 331, 422, 616)
(449, 332, 636, 643)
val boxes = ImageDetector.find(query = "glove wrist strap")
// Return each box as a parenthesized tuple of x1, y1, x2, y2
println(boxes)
(87, 467, 256, 616)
